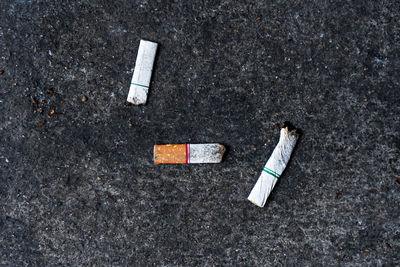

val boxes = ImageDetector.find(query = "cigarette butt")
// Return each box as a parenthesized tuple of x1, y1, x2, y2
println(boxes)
(127, 40, 158, 105)
(154, 144, 225, 164)
(248, 122, 299, 207)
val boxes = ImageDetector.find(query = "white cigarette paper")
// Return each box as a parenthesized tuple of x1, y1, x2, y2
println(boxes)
(189, 144, 225, 164)
(248, 124, 299, 207)
(127, 40, 158, 105)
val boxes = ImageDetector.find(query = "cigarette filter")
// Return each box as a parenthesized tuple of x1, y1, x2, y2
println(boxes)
(154, 144, 225, 164)
(127, 40, 158, 105)
(248, 123, 299, 207)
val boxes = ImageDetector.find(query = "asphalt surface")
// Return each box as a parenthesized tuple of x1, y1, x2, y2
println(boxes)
(0, 0, 399, 265)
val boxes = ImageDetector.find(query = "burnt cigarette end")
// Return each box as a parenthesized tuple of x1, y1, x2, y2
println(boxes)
(282, 121, 295, 131)
(282, 121, 301, 137)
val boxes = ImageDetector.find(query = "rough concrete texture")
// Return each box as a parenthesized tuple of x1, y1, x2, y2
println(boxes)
(0, 0, 399, 265)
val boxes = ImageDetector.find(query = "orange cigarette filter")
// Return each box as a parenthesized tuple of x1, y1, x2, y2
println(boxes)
(154, 144, 187, 164)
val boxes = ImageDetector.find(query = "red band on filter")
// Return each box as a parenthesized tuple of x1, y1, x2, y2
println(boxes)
(186, 144, 191, 163)
(185, 144, 188, 163)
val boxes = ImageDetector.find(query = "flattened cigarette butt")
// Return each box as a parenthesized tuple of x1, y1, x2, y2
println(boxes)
(127, 40, 158, 105)
(248, 122, 300, 207)
(154, 144, 225, 164)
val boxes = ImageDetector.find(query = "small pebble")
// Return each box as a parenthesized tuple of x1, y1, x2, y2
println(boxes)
(37, 121, 45, 126)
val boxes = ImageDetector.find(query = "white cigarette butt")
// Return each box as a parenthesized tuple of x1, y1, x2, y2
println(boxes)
(154, 143, 226, 164)
(248, 123, 299, 207)
(127, 40, 158, 105)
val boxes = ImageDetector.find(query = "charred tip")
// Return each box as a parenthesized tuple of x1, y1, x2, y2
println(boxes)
(282, 121, 295, 131)
(282, 121, 302, 136)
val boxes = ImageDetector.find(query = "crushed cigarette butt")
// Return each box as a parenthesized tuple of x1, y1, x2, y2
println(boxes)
(248, 122, 300, 207)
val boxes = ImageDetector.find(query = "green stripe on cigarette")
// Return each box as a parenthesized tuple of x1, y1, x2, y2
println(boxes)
(266, 167, 279, 177)
(131, 82, 149, 88)
(263, 167, 280, 179)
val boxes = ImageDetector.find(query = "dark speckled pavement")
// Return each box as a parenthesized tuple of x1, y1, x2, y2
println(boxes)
(0, 0, 399, 265)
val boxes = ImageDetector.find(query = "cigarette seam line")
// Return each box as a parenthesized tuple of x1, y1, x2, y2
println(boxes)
(131, 82, 149, 88)
(263, 168, 279, 179)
